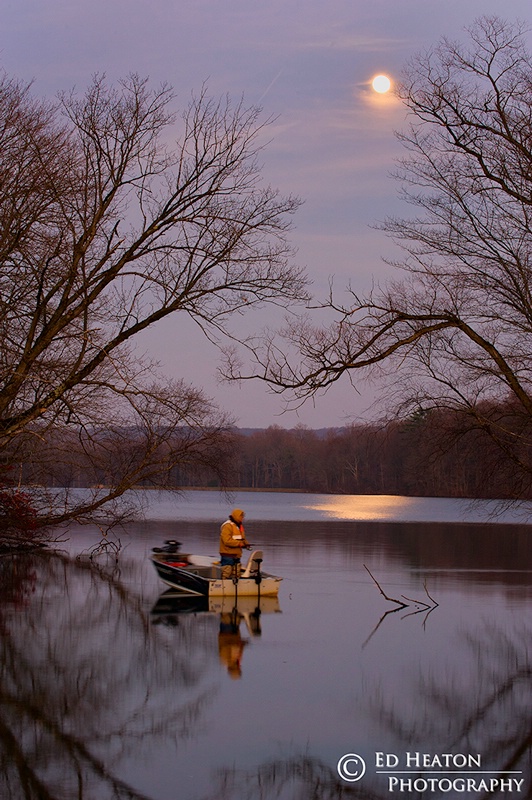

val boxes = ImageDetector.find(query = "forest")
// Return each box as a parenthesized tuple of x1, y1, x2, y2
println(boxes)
(128, 401, 531, 499)
(11, 400, 529, 500)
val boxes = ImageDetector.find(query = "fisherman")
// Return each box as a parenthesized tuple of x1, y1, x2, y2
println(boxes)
(219, 508, 251, 579)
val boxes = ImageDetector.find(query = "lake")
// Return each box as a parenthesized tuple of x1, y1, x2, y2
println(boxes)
(1, 491, 532, 799)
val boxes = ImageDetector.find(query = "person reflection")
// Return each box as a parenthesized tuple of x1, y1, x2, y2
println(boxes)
(218, 608, 248, 679)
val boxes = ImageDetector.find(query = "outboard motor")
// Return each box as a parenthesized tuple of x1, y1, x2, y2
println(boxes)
(152, 539, 182, 554)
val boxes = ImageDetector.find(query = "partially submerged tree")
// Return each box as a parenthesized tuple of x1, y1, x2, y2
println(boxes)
(0, 71, 307, 539)
(249, 16, 532, 498)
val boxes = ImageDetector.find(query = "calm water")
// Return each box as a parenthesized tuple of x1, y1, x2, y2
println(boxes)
(2, 492, 532, 800)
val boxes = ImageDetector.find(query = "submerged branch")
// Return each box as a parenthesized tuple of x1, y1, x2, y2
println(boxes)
(363, 565, 408, 609)
(363, 565, 439, 646)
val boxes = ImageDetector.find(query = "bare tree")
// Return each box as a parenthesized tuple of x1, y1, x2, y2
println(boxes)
(0, 71, 307, 537)
(247, 16, 532, 497)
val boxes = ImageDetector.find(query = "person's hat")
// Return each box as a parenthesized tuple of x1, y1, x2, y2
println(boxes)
(231, 508, 245, 523)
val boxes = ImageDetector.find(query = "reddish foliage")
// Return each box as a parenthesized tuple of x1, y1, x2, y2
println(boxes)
(0, 488, 38, 531)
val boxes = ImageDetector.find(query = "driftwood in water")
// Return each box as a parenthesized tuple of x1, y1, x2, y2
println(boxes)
(362, 564, 439, 647)
(364, 565, 439, 611)
(364, 565, 408, 609)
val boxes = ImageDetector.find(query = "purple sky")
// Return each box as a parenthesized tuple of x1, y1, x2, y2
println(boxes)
(3, 1, 531, 428)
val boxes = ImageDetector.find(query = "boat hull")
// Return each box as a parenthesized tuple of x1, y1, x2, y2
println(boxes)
(151, 555, 282, 597)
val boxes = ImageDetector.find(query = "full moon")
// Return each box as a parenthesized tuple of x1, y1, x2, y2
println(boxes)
(372, 74, 391, 94)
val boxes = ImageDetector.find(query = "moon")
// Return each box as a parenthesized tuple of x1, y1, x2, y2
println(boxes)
(371, 74, 391, 94)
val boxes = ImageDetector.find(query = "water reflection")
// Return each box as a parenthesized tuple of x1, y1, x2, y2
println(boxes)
(126, 488, 532, 525)
(151, 592, 281, 680)
(365, 620, 532, 797)
(0, 551, 220, 800)
(199, 616, 532, 800)
(2, 518, 532, 800)
(307, 493, 422, 521)
(199, 754, 374, 800)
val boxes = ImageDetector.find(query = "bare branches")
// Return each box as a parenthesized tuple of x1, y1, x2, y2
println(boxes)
(0, 71, 307, 530)
(244, 17, 532, 495)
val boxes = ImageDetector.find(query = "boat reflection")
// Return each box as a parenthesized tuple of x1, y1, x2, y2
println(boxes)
(151, 591, 281, 678)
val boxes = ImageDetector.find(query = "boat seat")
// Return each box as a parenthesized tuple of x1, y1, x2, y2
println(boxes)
(241, 550, 263, 578)
(188, 554, 218, 567)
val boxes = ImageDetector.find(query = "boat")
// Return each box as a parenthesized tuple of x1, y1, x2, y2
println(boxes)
(150, 540, 282, 597)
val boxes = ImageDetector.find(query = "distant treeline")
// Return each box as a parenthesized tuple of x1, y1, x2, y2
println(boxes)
(16, 403, 530, 499)
(196, 411, 526, 499)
